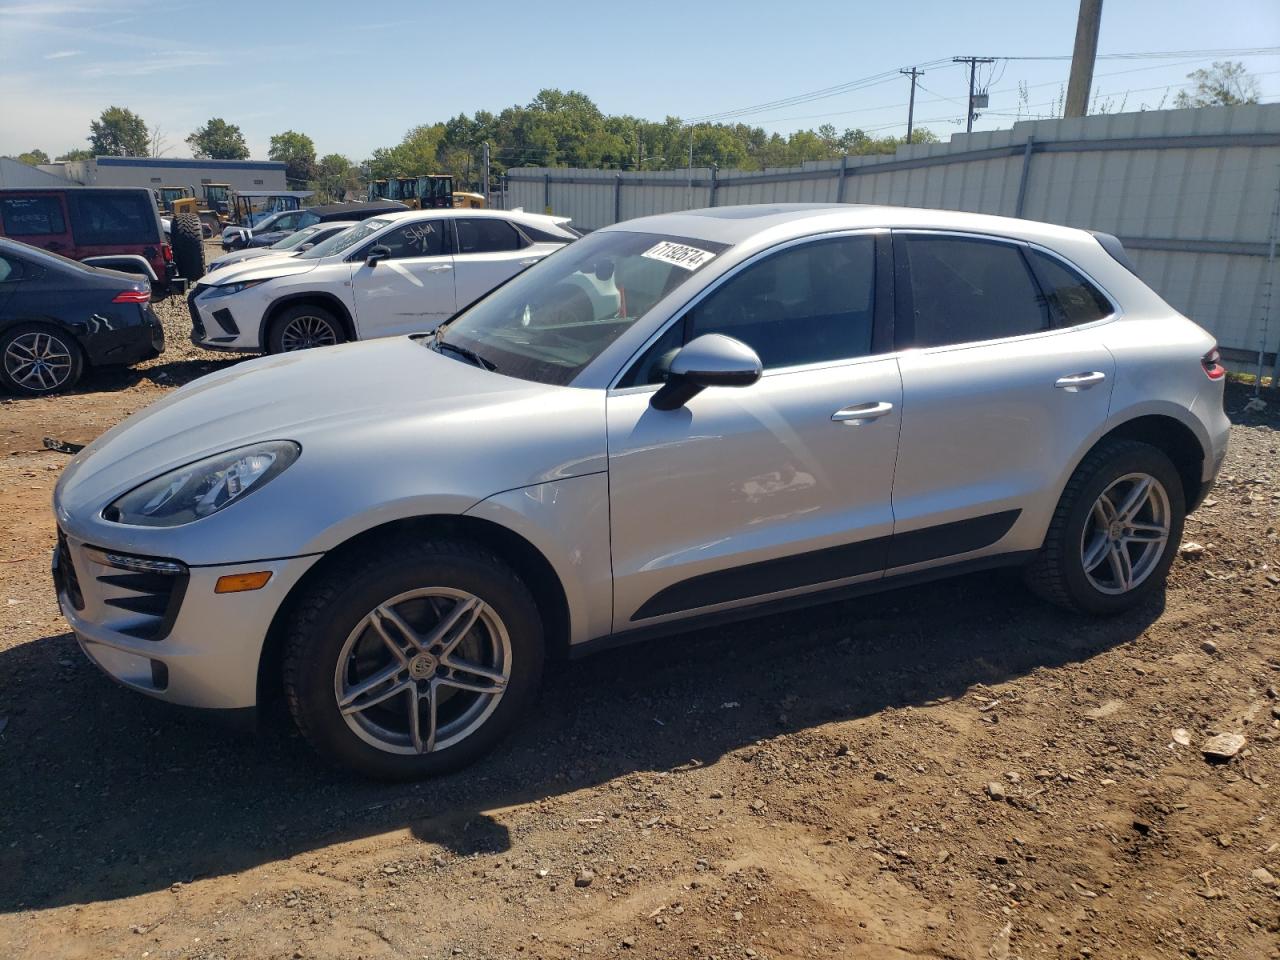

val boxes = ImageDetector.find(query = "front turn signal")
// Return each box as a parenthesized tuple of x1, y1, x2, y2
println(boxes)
(215, 571, 273, 594)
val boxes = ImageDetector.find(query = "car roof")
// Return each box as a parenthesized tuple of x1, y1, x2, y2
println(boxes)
(604, 203, 1093, 248)
(373, 208, 573, 228)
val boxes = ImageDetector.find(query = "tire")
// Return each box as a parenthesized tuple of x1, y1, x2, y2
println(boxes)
(284, 538, 545, 780)
(1025, 439, 1185, 615)
(170, 213, 205, 285)
(266, 303, 347, 354)
(0, 323, 85, 396)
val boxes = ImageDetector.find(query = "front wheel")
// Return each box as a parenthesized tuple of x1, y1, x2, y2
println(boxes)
(266, 304, 347, 354)
(1025, 439, 1185, 615)
(284, 539, 545, 779)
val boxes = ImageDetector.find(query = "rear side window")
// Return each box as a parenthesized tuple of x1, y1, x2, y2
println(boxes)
(1026, 249, 1113, 326)
(65, 192, 158, 245)
(456, 218, 526, 254)
(899, 235, 1048, 348)
(0, 196, 66, 236)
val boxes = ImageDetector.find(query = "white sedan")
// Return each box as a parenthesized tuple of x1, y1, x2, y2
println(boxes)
(186, 209, 578, 353)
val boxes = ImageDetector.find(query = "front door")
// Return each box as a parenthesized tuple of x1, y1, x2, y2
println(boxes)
(350, 219, 456, 339)
(606, 232, 902, 630)
(888, 231, 1117, 571)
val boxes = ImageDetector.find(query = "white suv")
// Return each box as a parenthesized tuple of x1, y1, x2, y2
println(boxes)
(54, 204, 1230, 779)
(187, 209, 578, 353)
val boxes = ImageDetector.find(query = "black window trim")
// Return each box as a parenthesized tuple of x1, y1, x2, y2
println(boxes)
(890, 229, 1119, 353)
(609, 227, 896, 392)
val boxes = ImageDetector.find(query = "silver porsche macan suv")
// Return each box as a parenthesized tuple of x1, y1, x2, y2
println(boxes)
(52, 204, 1230, 778)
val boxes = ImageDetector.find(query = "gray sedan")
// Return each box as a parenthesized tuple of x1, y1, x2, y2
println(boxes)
(205, 222, 357, 274)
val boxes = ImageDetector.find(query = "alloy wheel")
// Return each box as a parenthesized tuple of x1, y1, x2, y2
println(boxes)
(333, 587, 512, 755)
(4, 331, 73, 392)
(279, 315, 339, 351)
(1080, 472, 1171, 595)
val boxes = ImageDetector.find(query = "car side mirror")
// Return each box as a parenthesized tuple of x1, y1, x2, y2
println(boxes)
(365, 244, 392, 267)
(650, 333, 762, 411)
(298, 242, 314, 251)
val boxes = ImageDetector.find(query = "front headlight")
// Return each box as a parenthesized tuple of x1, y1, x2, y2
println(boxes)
(201, 278, 273, 299)
(103, 441, 300, 527)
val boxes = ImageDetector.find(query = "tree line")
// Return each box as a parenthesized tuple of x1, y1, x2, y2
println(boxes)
(7, 62, 1263, 201)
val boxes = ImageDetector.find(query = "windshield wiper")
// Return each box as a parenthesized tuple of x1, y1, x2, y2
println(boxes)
(433, 332, 497, 372)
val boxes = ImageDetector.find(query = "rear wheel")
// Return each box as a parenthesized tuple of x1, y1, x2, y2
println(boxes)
(1025, 439, 1184, 615)
(266, 303, 347, 353)
(284, 539, 545, 779)
(170, 213, 205, 287)
(0, 323, 84, 396)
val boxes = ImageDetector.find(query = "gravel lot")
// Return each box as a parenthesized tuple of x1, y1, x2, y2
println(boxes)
(0, 294, 1277, 959)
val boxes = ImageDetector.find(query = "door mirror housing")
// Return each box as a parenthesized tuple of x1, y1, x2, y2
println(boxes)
(298, 242, 314, 251)
(650, 333, 762, 411)
(365, 244, 392, 267)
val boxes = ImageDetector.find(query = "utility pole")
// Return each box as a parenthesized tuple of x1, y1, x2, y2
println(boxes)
(481, 142, 490, 207)
(900, 67, 925, 143)
(953, 56, 995, 133)
(687, 125, 695, 209)
(1064, 0, 1104, 118)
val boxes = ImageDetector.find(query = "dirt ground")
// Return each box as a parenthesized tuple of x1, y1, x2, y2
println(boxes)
(0, 291, 1278, 960)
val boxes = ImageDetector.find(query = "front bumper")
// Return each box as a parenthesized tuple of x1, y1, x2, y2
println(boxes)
(54, 528, 320, 710)
(187, 284, 261, 351)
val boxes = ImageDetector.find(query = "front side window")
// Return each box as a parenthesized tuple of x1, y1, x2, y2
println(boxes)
(439, 230, 728, 386)
(0, 196, 66, 236)
(1026, 249, 1113, 327)
(899, 235, 1048, 348)
(456, 218, 525, 254)
(66, 191, 158, 245)
(376, 220, 447, 259)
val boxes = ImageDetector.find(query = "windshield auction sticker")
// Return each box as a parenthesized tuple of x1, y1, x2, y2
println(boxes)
(641, 241, 716, 271)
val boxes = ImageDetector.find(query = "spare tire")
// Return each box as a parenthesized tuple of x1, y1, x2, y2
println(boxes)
(171, 213, 205, 287)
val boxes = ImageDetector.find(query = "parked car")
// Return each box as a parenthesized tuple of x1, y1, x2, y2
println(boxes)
(205, 222, 357, 274)
(189, 209, 578, 353)
(220, 200, 408, 252)
(0, 187, 195, 298)
(0, 237, 163, 396)
(51, 204, 1229, 779)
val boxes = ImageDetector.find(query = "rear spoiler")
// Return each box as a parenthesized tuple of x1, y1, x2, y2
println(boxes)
(1089, 231, 1139, 275)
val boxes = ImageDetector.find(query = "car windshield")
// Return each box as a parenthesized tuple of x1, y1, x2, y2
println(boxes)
(270, 225, 321, 251)
(297, 219, 387, 259)
(438, 230, 729, 386)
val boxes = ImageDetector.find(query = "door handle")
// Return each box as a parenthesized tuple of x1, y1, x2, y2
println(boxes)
(1054, 371, 1107, 392)
(832, 401, 894, 424)
(425, 264, 453, 273)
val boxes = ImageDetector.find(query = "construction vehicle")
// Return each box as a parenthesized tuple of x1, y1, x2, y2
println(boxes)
(153, 186, 221, 238)
(201, 183, 231, 218)
(452, 191, 486, 209)
(226, 190, 314, 227)
(368, 175, 456, 209)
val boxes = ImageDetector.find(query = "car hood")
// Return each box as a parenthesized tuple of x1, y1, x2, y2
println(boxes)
(204, 249, 298, 278)
(200, 256, 318, 285)
(54, 336, 607, 561)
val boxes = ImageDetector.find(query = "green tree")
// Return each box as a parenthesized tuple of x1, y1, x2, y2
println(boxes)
(15, 149, 50, 166)
(186, 118, 250, 159)
(56, 148, 93, 161)
(89, 106, 149, 156)
(1175, 61, 1261, 108)
(315, 153, 357, 202)
(268, 130, 317, 184)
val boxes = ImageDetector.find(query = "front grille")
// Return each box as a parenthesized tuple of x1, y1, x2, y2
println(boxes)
(59, 533, 190, 642)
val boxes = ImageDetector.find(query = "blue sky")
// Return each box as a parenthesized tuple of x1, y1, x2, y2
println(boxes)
(1, 0, 1277, 163)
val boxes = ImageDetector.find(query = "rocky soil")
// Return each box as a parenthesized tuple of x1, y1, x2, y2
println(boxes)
(0, 299, 1277, 959)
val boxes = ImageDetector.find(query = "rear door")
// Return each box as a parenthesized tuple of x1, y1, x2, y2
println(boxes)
(451, 217, 544, 308)
(0, 193, 73, 256)
(349, 219, 456, 339)
(888, 231, 1117, 573)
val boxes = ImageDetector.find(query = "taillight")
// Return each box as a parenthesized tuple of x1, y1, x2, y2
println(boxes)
(1201, 347, 1226, 381)
(112, 290, 150, 304)
(161, 243, 173, 263)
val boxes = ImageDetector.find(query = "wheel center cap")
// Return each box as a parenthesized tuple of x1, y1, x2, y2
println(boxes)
(1107, 520, 1125, 540)
(408, 653, 437, 679)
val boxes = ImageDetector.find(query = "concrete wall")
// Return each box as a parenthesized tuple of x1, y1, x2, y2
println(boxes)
(62, 157, 288, 194)
(503, 104, 1280, 363)
(0, 157, 74, 188)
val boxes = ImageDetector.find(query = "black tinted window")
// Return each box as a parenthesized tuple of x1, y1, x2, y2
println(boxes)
(901, 236, 1047, 347)
(456, 218, 525, 254)
(0, 196, 66, 236)
(66, 192, 157, 245)
(686, 235, 876, 371)
(1027, 249, 1112, 326)
(377, 221, 447, 259)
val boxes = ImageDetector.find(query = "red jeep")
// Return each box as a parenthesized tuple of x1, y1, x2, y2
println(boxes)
(0, 187, 199, 299)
